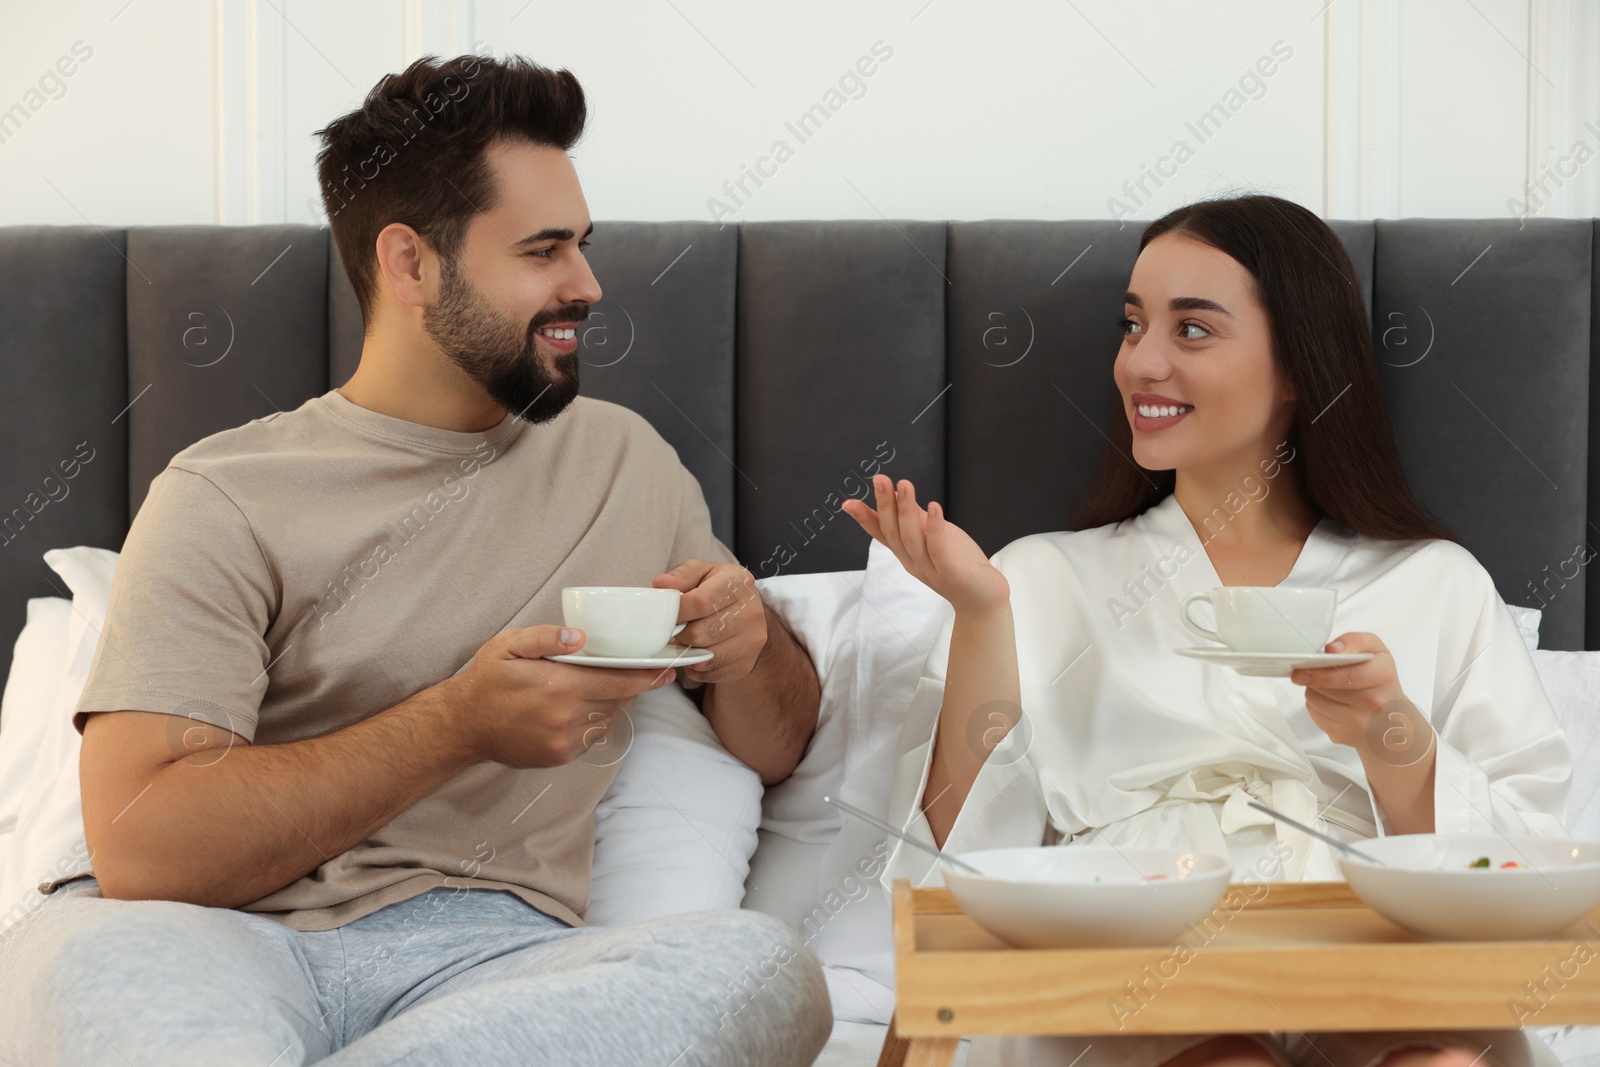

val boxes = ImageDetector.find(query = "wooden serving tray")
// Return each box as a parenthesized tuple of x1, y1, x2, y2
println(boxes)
(877, 879, 1600, 1066)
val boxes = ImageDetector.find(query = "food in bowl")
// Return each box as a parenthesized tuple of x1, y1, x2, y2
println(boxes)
(1337, 834, 1600, 941)
(940, 846, 1232, 949)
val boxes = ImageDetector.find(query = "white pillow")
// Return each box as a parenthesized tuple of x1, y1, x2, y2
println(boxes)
(587, 681, 762, 925)
(0, 594, 76, 936)
(0, 596, 72, 840)
(590, 567, 875, 930)
(1531, 649, 1600, 841)
(810, 541, 952, 1020)
(740, 569, 863, 930)
(0, 547, 116, 918)
(738, 545, 953, 1024)
(1507, 604, 1542, 652)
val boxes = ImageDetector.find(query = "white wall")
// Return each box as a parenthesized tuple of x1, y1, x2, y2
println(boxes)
(1, 0, 1597, 227)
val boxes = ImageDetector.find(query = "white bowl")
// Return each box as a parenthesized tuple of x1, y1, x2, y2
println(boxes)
(941, 846, 1233, 948)
(1336, 834, 1600, 941)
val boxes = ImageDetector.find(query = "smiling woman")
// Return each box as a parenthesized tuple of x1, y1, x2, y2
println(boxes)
(846, 194, 1572, 1067)
(1079, 195, 1458, 550)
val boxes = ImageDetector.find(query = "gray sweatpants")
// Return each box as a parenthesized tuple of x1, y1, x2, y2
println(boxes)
(0, 878, 833, 1067)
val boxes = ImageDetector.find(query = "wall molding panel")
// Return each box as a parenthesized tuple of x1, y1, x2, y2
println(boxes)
(1323, 0, 1402, 219)
(214, 0, 288, 224)
(1526, 0, 1600, 219)
(12, 1, 1590, 229)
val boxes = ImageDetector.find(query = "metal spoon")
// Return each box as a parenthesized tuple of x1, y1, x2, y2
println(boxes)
(823, 795, 984, 875)
(1246, 799, 1384, 866)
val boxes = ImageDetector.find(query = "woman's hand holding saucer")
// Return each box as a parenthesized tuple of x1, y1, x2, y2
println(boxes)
(1291, 632, 1438, 777)
(841, 474, 1009, 617)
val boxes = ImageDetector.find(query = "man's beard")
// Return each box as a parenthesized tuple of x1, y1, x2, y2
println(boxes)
(422, 259, 588, 425)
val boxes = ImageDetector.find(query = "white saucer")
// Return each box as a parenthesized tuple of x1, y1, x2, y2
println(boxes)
(1174, 646, 1373, 677)
(546, 644, 714, 669)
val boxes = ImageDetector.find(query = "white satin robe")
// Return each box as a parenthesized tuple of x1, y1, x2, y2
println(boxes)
(883, 493, 1573, 896)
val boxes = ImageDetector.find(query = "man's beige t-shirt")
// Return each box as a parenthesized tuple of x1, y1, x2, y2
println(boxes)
(68, 389, 737, 931)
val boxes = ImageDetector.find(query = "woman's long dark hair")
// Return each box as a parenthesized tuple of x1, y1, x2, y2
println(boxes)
(1069, 194, 1458, 546)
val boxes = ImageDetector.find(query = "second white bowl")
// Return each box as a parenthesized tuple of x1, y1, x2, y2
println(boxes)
(1336, 833, 1600, 941)
(942, 846, 1233, 949)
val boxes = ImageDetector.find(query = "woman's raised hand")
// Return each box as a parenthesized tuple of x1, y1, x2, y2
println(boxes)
(841, 475, 1010, 617)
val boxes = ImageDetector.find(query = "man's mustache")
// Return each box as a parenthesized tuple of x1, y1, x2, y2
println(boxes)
(527, 303, 592, 333)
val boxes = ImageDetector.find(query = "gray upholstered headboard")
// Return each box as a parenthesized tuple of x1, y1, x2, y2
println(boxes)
(1, 218, 1597, 690)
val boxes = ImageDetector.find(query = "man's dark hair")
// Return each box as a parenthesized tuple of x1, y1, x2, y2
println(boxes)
(315, 54, 587, 322)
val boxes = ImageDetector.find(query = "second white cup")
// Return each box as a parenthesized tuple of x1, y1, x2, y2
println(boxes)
(561, 586, 687, 658)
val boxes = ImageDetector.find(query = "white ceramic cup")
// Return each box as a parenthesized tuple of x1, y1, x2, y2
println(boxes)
(561, 587, 687, 658)
(1179, 586, 1337, 654)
